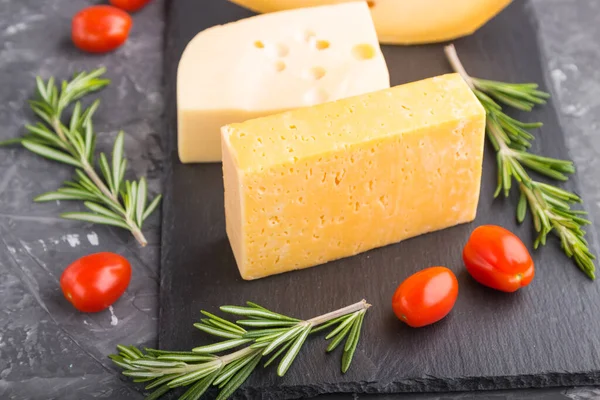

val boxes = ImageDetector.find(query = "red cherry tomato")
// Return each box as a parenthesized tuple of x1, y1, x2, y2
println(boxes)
(463, 225, 534, 292)
(392, 266, 458, 328)
(60, 252, 131, 313)
(72, 5, 132, 53)
(109, 0, 152, 12)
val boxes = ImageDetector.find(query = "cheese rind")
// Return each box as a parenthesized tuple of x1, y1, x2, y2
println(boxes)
(222, 74, 486, 280)
(227, 0, 511, 45)
(177, 2, 389, 163)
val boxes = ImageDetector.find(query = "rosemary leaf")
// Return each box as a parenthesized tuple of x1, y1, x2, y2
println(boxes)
(117, 344, 141, 360)
(200, 310, 247, 335)
(143, 194, 163, 222)
(112, 131, 124, 190)
(180, 371, 219, 400)
(136, 178, 147, 227)
(517, 190, 527, 223)
(213, 351, 260, 386)
(242, 327, 290, 339)
(220, 305, 300, 322)
(22, 140, 81, 167)
(25, 124, 66, 149)
(128, 359, 183, 369)
(83, 201, 122, 220)
(236, 320, 298, 328)
(277, 326, 311, 377)
(122, 370, 162, 379)
(192, 338, 252, 354)
(193, 323, 243, 340)
(326, 321, 354, 353)
(145, 374, 179, 390)
(263, 339, 294, 368)
(245, 301, 269, 310)
(157, 354, 215, 363)
(215, 353, 261, 400)
(342, 312, 366, 373)
(145, 385, 171, 400)
(344, 313, 363, 352)
(167, 364, 221, 388)
(145, 349, 213, 357)
(325, 313, 358, 340)
(61, 212, 131, 230)
(262, 325, 304, 355)
(309, 315, 349, 335)
(34, 191, 93, 202)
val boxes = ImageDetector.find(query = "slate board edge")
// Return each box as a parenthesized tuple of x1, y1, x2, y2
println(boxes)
(157, 0, 173, 351)
(230, 372, 600, 400)
(158, 1, 600, 399)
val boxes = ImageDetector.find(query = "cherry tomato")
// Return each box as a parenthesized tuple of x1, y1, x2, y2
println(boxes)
(72, 5, 132, 53)
(60, 252, 131, 313)
(463, 225, 534, 292)
(392, 266, 458, 328)
(109, 0, 152, 12)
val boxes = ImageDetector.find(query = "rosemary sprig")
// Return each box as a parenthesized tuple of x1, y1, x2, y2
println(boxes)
(111, 300, 370, 399)
(1, 68, 161, 246)
(445, 44, 596, 279)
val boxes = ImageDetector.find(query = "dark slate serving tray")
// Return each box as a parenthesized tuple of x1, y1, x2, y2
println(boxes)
(159, 1, 600, 398)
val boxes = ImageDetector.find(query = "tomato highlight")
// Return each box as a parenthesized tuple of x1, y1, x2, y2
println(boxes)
(60, 252, 132, 313)
(463, 225, 534, 292)
(392, 266, 458, 328)
(72, 5, 132, 53)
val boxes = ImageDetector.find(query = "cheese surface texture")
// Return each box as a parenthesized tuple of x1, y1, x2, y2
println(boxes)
(228, 0, 511, 45)
(222, 74, 486, 280)
(177, 2, 389, 163)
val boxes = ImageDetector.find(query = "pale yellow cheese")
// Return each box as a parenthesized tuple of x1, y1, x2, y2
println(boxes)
(227, 0, 512, 45)
(177, 2, 389, 163)
(222, 73, 486, 280)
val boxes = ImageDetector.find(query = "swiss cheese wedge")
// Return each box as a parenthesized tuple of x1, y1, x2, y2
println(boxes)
(228, 0, 511, 45)
(222, 74, 486, 280)
(177, 2, 389, 163)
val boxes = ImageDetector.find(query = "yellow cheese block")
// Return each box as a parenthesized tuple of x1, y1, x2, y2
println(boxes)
(222, 73, 486, 280)
(227, 0, 511, 45)
(177, 2, 389, 163)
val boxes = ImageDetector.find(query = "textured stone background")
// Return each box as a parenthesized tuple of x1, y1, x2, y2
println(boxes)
(0, 0, 598, 399)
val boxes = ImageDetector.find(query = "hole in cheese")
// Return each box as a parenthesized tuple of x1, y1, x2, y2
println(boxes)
(274, 60, 286, 72)
(254, 40, 264, 49)
(304, 66, 326, 80)
(314, 40, 330, 50)
(367, 0, 376, 7)
(352, 43, 376, 60)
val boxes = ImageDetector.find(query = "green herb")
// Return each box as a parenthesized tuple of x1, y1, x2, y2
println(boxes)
(445, 44, 595, 279)
(111, 300, 370, 399)
(1, 68, 161, 246)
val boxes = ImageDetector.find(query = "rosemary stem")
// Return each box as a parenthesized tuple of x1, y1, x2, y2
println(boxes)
(219, 346, 259, 364)
(52, 120, 69, 143)
(159, 359, 222, 375)
(307, 300, 371, 327)
(444, 44, 475, 90)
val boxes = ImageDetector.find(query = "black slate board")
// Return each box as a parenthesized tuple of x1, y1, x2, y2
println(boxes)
(160, 1, 600, 398)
